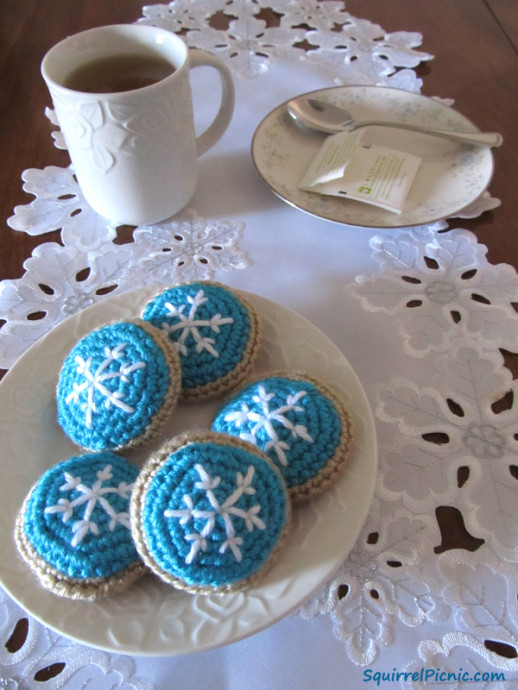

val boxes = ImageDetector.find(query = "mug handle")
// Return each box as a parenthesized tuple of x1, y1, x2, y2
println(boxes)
(189, 50, 235, 156)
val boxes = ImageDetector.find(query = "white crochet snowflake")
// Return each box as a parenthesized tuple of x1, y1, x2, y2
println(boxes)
(222, 385, 314, 466)
(165, 463, 265, 563)
(160, 289, 233, 357)
(45, 465, 133, 547)
(65, 343, 146, 428)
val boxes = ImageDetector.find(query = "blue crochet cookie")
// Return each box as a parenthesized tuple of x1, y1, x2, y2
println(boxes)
(130, 431, 290, 594)
(141, 282, 260, 401)
(56, 320, 181, 452)
(15, 452, 145, 600)
(212, 372, 354, 501)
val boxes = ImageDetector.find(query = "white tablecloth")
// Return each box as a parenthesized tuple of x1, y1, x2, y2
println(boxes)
(1, 2, 517, 688)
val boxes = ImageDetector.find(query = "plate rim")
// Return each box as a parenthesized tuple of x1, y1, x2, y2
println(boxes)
(251, 84, 494, 228)
(0, 285, 378, 655)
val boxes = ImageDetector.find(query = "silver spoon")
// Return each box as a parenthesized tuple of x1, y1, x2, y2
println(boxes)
(287, 97, 503, 148)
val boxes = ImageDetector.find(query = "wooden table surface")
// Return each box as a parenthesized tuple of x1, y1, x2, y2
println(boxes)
(1, 0, 517, 337)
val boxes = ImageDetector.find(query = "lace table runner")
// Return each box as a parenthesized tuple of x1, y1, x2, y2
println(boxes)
(1, 2, 517, 688)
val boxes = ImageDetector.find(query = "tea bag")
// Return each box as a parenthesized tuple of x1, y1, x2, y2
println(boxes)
(299, 131, 422, 214)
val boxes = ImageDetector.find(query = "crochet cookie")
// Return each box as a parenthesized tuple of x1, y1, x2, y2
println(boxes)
(130, 431, 290, 594)
(212, 372, 354, 501)
(56, 320, 181, 452)
(15, 452, 145, 600)
(141, 281, 260, 401)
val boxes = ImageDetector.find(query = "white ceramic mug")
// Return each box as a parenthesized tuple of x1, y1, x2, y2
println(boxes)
(41, 24, 235, 226)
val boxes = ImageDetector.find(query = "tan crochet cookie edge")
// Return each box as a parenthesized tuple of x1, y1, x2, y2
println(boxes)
(218, 370, 355, 503)
(14, 492, 147, 601)
(57, 318, 182, 454)
(142, 281, 262, 403)
(180, 297, 261, 403)
(119, 318, 183, 452)
(130, 430, 291, 595)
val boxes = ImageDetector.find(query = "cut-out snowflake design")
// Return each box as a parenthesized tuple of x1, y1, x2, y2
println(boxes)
(216, 14, 304, 79)
(45, 105, 67, 149)
(376, 342, 518, 559)
(45, 465, 133, 547)
(453, 190, 501, 219)
(65, 344, 146, 428)
(142, 1, 306, 79)
(131, 209, 250, 283)
(278, 0, 352, 33)
(439, 550, 518, 653)
(139, 1, 431, 82)
(400, 550, 518, 689)
(223, 385, 313, 466)
(165, 463, 265, 563)
(300, 505, 448, 665)
(160, 289, 233, 357)
(0, 587, 153, 689)
(0, 243, 137, 370)
(349, 228, 518, 356)
(7, 166, 118, 249)
(404, 632, 518, 690)
(306, 19, 432, 86)
(1, 203, 250, 371)
(139, 0, 227, 34)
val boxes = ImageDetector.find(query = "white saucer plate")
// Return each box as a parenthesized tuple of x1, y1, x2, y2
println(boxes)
(0, 287, 377, 656)
(252, 85, 494, 228)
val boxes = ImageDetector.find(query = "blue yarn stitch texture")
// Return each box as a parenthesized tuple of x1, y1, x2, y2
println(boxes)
(212, 377, 343, 489)
(23, 453, 140, 580)
(57, 322, 171, 450)
(142, 442, 287, 587)
(142, 283, 251, 390)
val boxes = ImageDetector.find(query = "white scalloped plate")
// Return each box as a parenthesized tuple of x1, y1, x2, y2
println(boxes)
(252, 85, 494, 228)
(0, 287, 377, 656)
